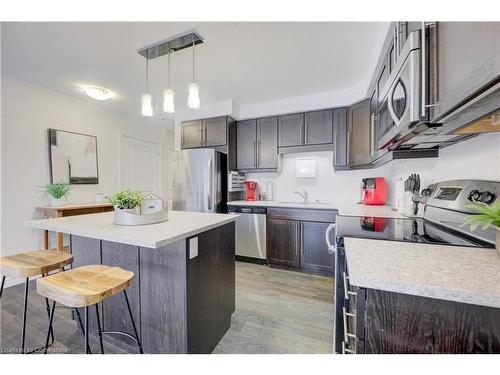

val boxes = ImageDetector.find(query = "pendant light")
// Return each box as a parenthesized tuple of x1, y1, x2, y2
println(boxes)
(141, 52, 153, 117)
(162, 50, 175, 113)
(187, 38, 200, 109)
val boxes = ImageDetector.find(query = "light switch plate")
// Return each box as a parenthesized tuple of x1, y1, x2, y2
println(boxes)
(189, 237, 199, 259)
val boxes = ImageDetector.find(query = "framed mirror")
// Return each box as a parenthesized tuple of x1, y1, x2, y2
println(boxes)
(48, 128, 99, 184)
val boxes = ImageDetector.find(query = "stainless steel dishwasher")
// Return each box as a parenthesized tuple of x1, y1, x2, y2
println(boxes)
(227, 205, 267, 262)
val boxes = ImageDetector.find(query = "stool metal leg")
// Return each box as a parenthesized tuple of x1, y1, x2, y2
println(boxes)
(84, 306, 90, 354)
(123, 290, 143, 354)
(44, 300, 56, 354)
(0, 275, 5, 299)
(95, 304, 104, 354)
(45, 298, 55, 345)
(74, 308, 86, 336)
(21, 277, 29, 354)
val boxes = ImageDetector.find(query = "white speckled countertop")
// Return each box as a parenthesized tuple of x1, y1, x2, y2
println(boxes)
(227, 200, 403, 218)
(344, 237, 500, 308)
(28, 211, 236, 249)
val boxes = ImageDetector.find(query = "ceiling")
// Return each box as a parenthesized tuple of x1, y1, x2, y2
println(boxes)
(1, 22, 388, 119)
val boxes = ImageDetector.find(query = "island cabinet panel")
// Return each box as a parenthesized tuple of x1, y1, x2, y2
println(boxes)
(363, 288, 500, 354)
(101, 241, 141, 338)
(139, 241, 188, 354)
(187, 222, 235, 354)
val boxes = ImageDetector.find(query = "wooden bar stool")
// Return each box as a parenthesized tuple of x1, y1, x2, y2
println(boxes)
(37, 264, 143, 354)
(0, 250, 73, 354)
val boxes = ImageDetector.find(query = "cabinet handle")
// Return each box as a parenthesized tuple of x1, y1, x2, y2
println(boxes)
(325, 223, 336, 254)
(199, 128, 203, 145)
(342, 307, 357, 343)
(304, 119, 308, 145)
(253, 140, 257, 168)
(204, 126, 208, 145)
(370, 113, 375, 158)
(257, 139, 260, 167)
(343, 272, 357, 300)
(347, 131, 351, 166)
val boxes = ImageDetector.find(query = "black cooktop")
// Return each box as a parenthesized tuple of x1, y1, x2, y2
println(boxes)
(336, 216, 494, 248)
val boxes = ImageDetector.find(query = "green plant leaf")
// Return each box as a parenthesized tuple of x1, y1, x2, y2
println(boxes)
(39, 182, 70, 199)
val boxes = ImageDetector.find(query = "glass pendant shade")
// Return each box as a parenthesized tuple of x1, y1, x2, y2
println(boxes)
(141, 93, 153, 117)
(187, 82, 200, 109)
(162, 88, 175, 113)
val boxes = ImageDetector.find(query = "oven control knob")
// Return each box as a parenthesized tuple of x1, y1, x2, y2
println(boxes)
(468, 190, 480, 202)
(479, 191, 496, 205)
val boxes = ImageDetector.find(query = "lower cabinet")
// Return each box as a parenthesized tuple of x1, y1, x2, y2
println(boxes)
(266, 218, 300, 268)
(266, 208, 336, 276)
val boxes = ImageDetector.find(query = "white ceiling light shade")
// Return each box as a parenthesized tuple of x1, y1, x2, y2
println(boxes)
(187, 38, 200, 109)
(141, 52, 153, 117)
(83, 86, 113, 101)
(162, 52, 175, 113)
(141, 93, 153, 117)
(187, 83, 200, 109)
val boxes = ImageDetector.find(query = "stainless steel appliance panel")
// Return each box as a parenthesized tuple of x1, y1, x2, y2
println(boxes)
(228, 206, 266, 260)
(173, 149, 221, 213)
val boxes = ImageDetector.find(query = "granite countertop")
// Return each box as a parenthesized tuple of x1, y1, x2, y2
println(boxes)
(344, 237, 500, 308)
(227, 200, 403, 218)
(28, 211, 236, 249)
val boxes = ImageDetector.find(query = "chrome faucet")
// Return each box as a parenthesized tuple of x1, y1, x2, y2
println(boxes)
(294, 189, 309, 204)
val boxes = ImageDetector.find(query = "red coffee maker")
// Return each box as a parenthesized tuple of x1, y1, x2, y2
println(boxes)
(244, 181, 257, 201)
(361, 177, 388, 205)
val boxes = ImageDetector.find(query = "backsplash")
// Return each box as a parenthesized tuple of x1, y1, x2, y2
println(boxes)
(245, 133, 500, 206)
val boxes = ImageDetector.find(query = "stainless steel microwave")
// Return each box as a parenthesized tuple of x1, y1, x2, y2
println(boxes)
(377, 30, 425, 150)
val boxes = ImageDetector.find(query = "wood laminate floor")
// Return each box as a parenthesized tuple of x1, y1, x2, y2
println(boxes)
(0, 261, 333, 354)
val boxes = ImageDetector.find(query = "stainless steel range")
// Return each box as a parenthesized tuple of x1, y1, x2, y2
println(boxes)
(332, 179, 500, 354)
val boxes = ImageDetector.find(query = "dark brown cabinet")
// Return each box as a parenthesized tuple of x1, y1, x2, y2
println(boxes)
(333, 107, 348, 169)
(181, 116, 228, 149)
(300, 221, 335, 275)
(348, 98, 371, 167)
(266, 208, 336, 276)
(266, 218, 300, 268)
(304, 109, 333, 145)
(278, 110, 333, 152)
(236, 117, 279, 171)
(278, 113, 304, 147)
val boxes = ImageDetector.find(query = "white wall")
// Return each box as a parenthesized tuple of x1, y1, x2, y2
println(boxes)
(1, 76, 168, 274)
(245, 133, 500, 205)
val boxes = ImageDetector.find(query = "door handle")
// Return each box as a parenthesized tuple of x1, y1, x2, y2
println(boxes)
(207, 157, 213, 211)
(325, 223, 336, 254)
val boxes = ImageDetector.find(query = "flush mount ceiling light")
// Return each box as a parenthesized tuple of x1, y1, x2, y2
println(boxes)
(137, 30, 204, 117)
(83, 86, 113, 101)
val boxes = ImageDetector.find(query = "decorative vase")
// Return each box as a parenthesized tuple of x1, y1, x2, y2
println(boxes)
(50, 197, 65, 207)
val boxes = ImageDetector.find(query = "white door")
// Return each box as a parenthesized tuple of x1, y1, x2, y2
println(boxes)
(121, 135, 161, 195)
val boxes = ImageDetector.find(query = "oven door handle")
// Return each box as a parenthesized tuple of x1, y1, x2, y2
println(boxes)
(326, 223, 336, 254)
(387, 78, 403, 128)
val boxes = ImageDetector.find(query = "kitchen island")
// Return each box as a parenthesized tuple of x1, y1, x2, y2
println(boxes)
(29, 211, 237, 354)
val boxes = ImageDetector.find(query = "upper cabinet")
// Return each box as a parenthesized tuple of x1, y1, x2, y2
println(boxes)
(278, 113, 304, 147)
(236, 116, 280, 172)
(181, 116, 229, 149)
(333, 107, 348, 169)
(304, 109, 334, 145)
(278, 109, 333, 153)
(348, 99, 371, 167)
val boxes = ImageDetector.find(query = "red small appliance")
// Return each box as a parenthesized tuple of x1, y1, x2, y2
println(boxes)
(361, 177, 388, 205)
(244, 181, 257, 201)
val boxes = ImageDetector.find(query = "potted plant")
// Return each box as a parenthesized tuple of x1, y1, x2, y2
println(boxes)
(109, 190, 144, 214)
(463, 201, 500, 257)
(41, 182, 70, 207)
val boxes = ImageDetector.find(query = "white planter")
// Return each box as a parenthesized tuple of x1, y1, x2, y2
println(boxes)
(50, 197, 65, 207)
(113, 205, 168, 226)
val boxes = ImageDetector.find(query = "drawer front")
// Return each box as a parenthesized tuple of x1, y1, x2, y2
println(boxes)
(267, 207, 337, 222)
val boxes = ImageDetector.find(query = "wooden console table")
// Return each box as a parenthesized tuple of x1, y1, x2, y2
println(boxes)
(36, 203, 114, 250)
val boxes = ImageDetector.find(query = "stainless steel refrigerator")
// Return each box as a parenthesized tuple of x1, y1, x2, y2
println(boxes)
(172, 149, 227, 213)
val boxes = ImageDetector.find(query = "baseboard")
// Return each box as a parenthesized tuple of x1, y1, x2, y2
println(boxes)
(235, 255, 267, 265)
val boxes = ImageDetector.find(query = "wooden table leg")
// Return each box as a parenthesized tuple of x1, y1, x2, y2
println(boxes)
(43, 230, 49, 250)
(56, 232, 64, 251)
